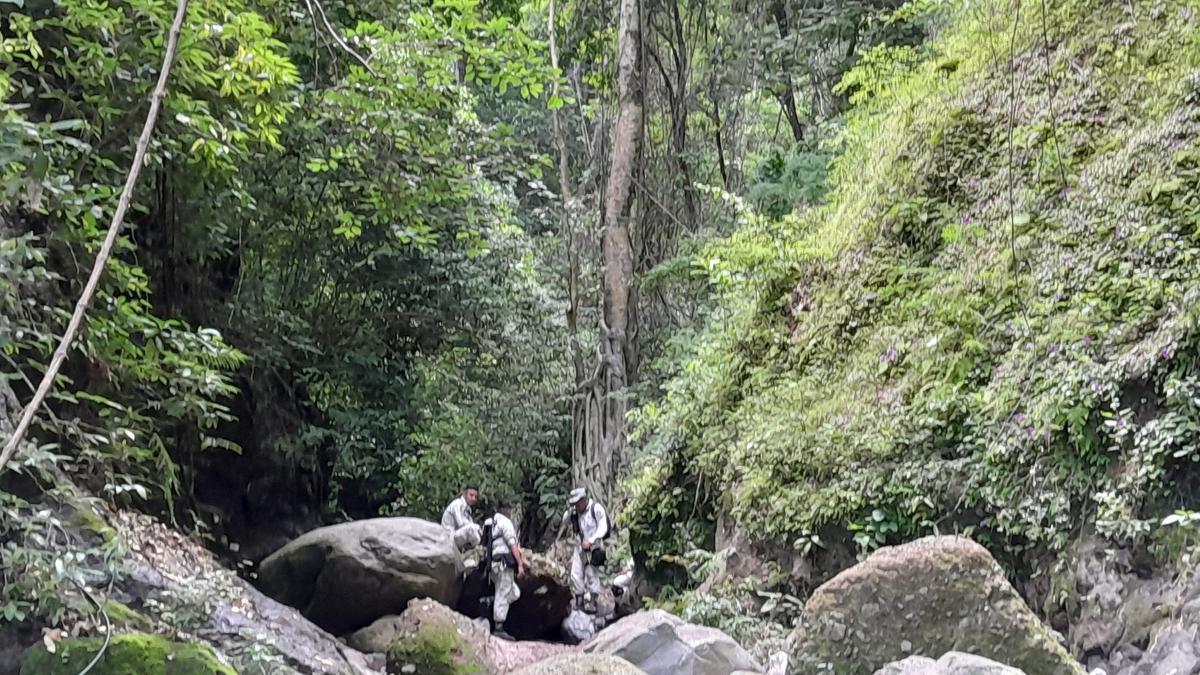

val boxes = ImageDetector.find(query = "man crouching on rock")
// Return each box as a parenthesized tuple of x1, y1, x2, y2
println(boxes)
(441, 484, 482, 552)
(488, 498, 526, 641)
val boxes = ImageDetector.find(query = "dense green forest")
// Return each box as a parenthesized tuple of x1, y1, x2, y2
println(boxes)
(4, 0, 1200, 671)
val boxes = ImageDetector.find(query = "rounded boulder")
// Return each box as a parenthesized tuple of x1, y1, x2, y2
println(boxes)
(791, 536, 1083, 675)
(257, 517, 462, 634)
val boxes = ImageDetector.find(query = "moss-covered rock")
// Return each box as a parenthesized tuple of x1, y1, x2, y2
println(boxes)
(386, 623, 484, 675)
(70, 503, 118, 545)
(383, 599, 490, 675)
(19, 633, 235, 675)
(791, 536, 1084, 675)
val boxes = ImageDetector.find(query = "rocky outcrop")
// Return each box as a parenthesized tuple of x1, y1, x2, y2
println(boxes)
(512, 653, 646, 675)
(354, 599, 586, 674)
(0, 491, 383, 675)
(791, 536, 1083, 675)
(1064, 537, 1200, 675)
(257, 517, 462, 634)
(875, 652, 1026, 675)
(198, 570, 383, 675)
(584, 609, 761, 675)
(20, 633, 236, 675)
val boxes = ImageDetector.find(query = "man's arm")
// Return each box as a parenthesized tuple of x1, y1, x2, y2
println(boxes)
(556, 508, 571, 541)
(590, 502, 609, 542)
(509, 541, 526, 578)
(503, 523, 526, 578)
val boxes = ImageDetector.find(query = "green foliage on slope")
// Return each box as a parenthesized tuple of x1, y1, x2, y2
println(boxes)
(1, 0, 569, 525)
(626, 0, 1200, 568)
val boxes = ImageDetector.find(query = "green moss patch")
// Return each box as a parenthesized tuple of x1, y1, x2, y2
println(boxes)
(20, 633, 235, 675)
(385, 623, 484, 675)
(100, 601, 153, 631)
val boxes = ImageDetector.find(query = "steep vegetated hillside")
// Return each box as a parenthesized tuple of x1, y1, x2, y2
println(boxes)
(628, 0, 1200, 592)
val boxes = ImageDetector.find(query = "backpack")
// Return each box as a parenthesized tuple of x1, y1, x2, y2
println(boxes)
(481, 520, 494, 570)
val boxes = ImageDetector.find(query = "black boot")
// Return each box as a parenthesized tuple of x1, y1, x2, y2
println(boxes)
(493, 622, 514, 641)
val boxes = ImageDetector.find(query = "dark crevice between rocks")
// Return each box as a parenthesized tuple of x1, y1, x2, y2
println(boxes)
(455, 564, 573, 642)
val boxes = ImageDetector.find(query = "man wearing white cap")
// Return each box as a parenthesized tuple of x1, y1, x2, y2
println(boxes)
(564, 487, 608, 612)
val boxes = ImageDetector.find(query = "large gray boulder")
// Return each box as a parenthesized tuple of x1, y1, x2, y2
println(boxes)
(876, 652, 1027, 675)
(257, 518, 462, 634)
(584, 609, 761, 675)
(513, 653, 647, 675)
(791, 536, 1083, 675)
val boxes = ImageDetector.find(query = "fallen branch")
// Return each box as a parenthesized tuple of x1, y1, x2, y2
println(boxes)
(0, 0, 192, 475)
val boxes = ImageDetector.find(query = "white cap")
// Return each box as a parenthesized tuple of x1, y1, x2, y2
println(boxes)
(568, 487, 586, 505)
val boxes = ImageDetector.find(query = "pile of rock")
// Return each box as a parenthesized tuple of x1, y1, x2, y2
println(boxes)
(357, 599, 766, 675)
(14, 505, 1115, 675)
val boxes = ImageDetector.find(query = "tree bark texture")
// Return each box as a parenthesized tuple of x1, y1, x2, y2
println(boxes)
(573, 0, 642, 506)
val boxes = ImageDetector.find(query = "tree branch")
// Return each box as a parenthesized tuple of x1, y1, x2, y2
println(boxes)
(304, 0, 382, 78)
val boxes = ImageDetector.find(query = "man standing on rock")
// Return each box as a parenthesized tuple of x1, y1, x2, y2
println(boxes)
(564, 487, 608, 613)
(488, 498, 526, 641)
(441, 484, 482, 552)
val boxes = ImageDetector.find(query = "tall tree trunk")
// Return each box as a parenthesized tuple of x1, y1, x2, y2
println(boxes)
(548, 0, 585, 387)
(771, 0, 804, 143)
(666, 0, 697, 227)
(573, 0, 642, 505)
(710, 88, 729, 189)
